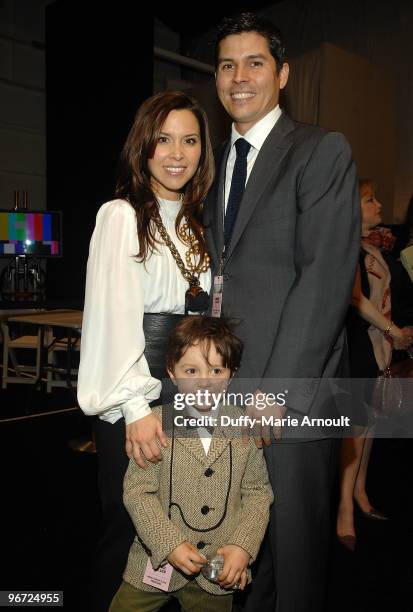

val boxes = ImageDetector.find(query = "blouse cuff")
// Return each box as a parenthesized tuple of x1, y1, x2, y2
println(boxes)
(121, 380, 162, 425)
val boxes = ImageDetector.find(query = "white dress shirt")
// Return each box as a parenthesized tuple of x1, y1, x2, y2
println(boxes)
(77, 198, 211, 425)
(224, 105, 282, 210)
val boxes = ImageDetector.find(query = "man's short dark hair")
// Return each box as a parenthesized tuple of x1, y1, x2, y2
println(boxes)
(215, 11, 286, 72)
(166, 316, 243, 374)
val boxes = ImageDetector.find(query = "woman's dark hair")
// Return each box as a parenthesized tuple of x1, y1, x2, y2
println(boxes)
(215, 12, 286, 72)
(166, 316, 243, 374)
(115, 91, 214, 263)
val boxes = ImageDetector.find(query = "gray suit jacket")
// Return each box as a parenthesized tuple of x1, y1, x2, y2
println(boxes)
(204, 112, 361, 423)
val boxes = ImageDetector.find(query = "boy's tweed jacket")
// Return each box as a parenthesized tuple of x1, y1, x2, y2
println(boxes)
(123, 404, 274, 595)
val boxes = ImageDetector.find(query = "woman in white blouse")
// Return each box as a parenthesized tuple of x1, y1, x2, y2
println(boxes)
(77, 91, 214, 611)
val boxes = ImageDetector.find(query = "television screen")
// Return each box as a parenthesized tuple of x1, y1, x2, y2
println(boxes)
(0, 210, 62, 257)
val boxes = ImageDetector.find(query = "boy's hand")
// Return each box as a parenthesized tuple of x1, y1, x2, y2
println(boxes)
(167, 542, 206, 576)
(216, 545, 250, 589)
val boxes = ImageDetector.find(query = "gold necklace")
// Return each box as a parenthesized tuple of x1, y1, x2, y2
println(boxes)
(178, 220, 210, 273)
(153, 213, 210, 283)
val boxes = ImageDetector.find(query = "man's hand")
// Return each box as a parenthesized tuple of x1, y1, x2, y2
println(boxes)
(392, 326, 413, 351)
(125, 413, 168, 469)
(167, 542, 206, 576)
(216, 545, 250, 590)
(242, 389, 287, 447)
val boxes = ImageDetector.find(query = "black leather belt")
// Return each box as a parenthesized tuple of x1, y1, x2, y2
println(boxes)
(143, 313, 185, 381)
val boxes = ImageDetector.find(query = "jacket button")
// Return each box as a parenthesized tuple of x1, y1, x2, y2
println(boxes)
(197, 541, 206, 549)
(223, 274, 230, 281)
(204, 468, 214, 477)
(201, 505, 210, 515)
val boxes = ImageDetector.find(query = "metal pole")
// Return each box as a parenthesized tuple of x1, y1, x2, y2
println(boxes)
(154, 46, 215, 76)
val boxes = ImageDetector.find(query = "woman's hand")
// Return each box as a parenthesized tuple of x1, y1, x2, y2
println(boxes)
(390, 326, 413, 351)
(125, 413, 168, 469)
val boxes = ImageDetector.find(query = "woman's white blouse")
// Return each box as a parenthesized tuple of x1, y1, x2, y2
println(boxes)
(77, 198, 211, 425)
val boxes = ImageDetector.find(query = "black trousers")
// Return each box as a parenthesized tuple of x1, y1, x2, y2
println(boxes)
(89, 313, 184, 612)
(236, 438, 338, 612)
(90, 417, 133, 612)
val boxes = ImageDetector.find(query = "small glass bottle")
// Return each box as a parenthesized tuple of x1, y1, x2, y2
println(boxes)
(201, 552, 241, 589)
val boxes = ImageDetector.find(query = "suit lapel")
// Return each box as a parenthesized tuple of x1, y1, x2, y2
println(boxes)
(206, 419, 230, 465)
(224, 113, 296, 264)
(175, 435, 209, 466)
(174, 415, 231, 467)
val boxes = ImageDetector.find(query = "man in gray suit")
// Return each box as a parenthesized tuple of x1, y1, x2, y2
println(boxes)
(204, 12, 361, 612)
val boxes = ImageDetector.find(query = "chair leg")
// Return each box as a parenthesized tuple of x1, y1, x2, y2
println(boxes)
(35, 328, 42, 380)
(45, 328, 54, 394)
(1, 323, 9, 390)
(9, 348, 22, 376)
(46, 360, 54, 393)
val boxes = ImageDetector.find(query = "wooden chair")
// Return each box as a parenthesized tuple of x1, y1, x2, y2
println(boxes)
(44, 330, 80, 393)
(1, 322, 42, 388)
(1, 322, 80, 392)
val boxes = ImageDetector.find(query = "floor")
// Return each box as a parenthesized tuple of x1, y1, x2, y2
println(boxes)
(0, 384, 412, 612)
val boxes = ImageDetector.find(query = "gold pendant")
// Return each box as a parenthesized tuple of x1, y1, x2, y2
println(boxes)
(186, 285, 202, 297)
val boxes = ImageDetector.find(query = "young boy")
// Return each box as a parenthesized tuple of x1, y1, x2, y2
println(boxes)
(110, 316, 273, 612)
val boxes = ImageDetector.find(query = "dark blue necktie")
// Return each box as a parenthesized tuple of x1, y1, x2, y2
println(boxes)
(224, 138, 251, 248)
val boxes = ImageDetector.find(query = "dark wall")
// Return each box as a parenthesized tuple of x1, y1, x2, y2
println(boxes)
(46, 1, 153, 305)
